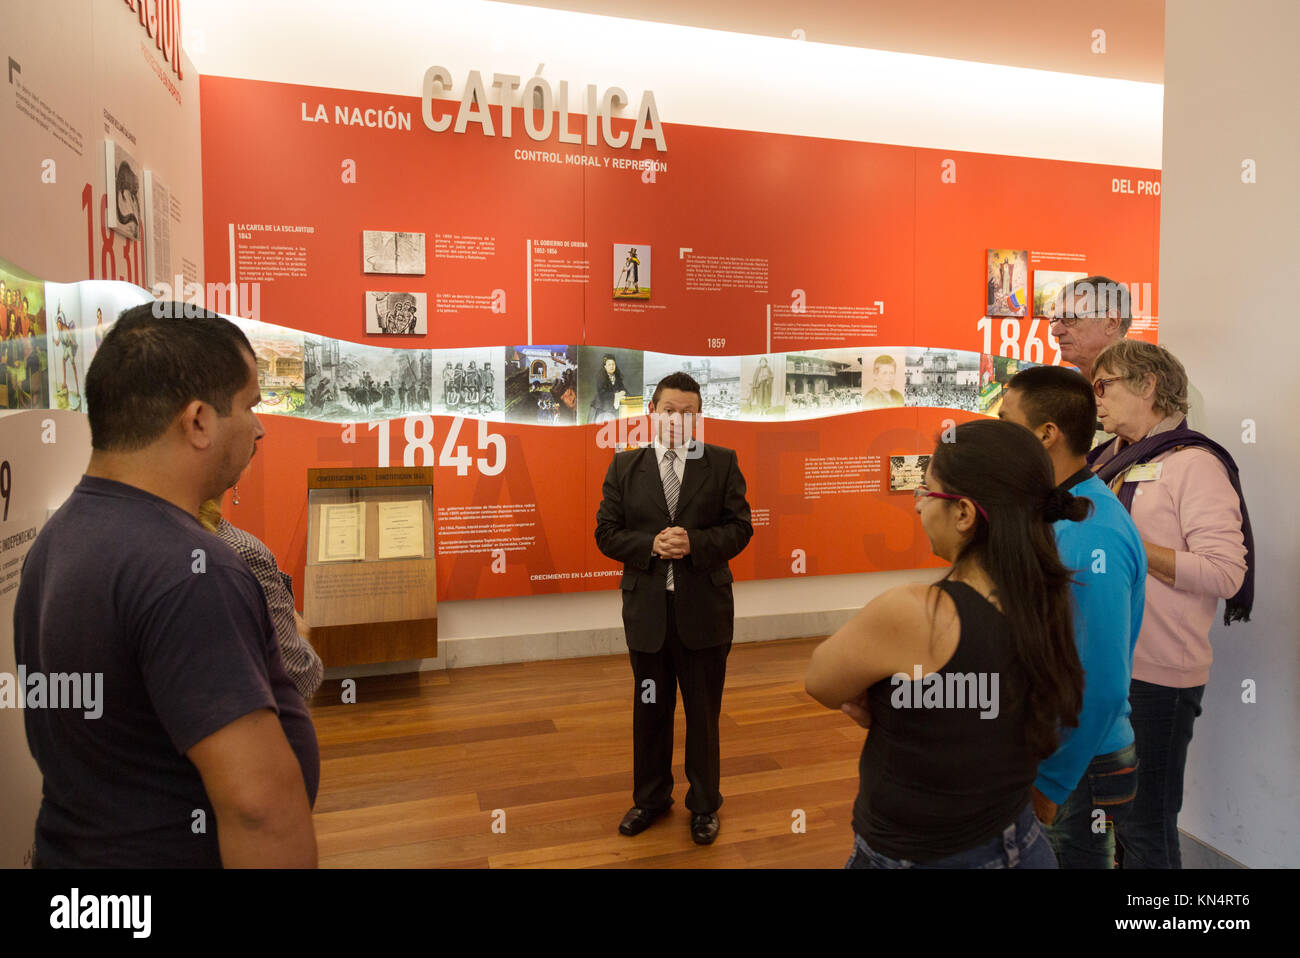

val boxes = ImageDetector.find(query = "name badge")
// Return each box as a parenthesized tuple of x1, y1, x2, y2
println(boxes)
(1125, 463, 1163, 482)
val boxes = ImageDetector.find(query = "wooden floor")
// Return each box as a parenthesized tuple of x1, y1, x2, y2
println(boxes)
(306, 636, 865, 867)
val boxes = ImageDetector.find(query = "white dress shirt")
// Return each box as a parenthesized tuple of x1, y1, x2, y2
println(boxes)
(652, 438, 688, 591)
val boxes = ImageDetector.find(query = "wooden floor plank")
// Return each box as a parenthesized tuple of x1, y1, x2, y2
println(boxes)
(310, 635, 874, 867)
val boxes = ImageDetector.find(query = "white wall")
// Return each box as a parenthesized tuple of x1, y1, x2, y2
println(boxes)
(1160, 0, 1300, 868)
(0, 411, 94, 867)
(0, 0, 204, 285)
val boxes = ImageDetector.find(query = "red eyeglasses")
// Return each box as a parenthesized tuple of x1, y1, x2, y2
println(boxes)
(914, 485, 989, 521)
(1092, 376, 1125, 398)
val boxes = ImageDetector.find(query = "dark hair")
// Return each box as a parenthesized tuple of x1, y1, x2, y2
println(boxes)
(599, 353, 626, 391)
(873, 355, 896, 370)
(1006, 364, 1097, 457)
(651, 372, 702, 409)
(928, 419, 1088, 760)
(1059, 274, 1132, 333)
(85, 303, 255, 451)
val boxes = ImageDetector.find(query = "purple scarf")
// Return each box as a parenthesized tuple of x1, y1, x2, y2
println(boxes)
(1088, 418, 1253, 625)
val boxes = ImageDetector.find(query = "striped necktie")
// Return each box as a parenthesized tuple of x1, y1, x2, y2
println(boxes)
(661, 449, 679, 590)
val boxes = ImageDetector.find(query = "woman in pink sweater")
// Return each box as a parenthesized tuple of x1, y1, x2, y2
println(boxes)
(1087, 340, 1252, 869)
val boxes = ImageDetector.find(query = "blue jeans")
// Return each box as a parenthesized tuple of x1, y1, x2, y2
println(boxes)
(1116, 680, 1205, 869)
(1044, 743, 1139, 868)
(845, 804, 1057, 869)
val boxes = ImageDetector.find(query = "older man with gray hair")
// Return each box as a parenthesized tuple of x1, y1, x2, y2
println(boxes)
(1050, 275, 1204, 433)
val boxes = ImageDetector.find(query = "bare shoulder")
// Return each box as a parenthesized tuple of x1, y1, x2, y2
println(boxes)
(857, 582, 949, 636)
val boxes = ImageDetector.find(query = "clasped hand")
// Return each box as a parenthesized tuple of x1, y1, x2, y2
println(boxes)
(653, 526, 691, 560)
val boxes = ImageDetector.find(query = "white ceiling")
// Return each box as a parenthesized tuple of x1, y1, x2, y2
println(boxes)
(495, 0, 1166, 82)
(180, 0, 1163, 167)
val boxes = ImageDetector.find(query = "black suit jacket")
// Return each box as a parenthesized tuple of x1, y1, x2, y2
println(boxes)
(594, 442, 753, 652)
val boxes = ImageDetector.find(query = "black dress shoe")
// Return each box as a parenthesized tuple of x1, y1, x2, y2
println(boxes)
(619, 801, 673, 836)
(690, 812, 720, 845)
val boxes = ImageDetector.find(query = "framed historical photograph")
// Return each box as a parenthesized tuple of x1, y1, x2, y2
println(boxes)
(986, 248, 1028, 317)
(366, 291, 427, 335)
(363, 231, 426, 275)
(104, 139, 143, 242)
(613, 243, 651, 300)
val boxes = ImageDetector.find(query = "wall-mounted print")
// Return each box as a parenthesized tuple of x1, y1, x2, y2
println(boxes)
(0, 261, 48, 410)
(643, 353, 741, 420)
(505, 344, 579, 425)
(304, 336, 431, 420)
(862, 349, 906, 410)
(889, 454, 931, 492)
(432, 347, 505, 419)
(784, 349, 863, 419)
(978, 354, 1038, 415)
(46, 282, 83, 412)
(579, 346, 644, 424)
(233, 318, 307, 416)
(904, 348, 981, 412)
(366, 291, 427, 335)
(613, 243, 651, 300)
(739, 354, 785, 418)
(1033, 270, 1088, 318)
(986, 248, 1028, 317)
(363, 231, 426, 275)
(104, 139, 143, 241)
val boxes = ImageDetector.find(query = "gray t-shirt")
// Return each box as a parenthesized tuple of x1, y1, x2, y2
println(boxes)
(14, 476, 319, 867)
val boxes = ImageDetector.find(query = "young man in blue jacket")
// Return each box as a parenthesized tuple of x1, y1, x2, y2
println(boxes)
(1001, 365, 1146, 868)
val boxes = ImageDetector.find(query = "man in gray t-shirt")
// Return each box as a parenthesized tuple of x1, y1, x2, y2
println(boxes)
(13, 303, 318, 867)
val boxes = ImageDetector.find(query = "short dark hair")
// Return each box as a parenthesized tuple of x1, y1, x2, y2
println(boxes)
(1006, 364, 1097, 457)
(651, 372, 701, 409)
(1059, 275, 1132, 333)
(85, 303, 256, 451)
(873, 355, 896, 370)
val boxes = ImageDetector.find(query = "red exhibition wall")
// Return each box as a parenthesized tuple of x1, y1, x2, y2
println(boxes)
(199, 76, 1161, 602)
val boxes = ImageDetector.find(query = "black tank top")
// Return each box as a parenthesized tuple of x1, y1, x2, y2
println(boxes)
(851, 579, 1037, 862)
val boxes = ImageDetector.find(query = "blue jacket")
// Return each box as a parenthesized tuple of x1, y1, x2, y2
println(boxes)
(1035, 474, 1146, 804)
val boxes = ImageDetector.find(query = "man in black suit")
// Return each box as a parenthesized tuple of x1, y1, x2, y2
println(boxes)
(595, 372, 753, 845)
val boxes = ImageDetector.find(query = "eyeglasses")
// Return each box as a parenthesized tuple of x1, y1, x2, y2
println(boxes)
(1049, 311, 1100, 328)
(1092, 376, 1125, 398)
(914, 484, 989, 521)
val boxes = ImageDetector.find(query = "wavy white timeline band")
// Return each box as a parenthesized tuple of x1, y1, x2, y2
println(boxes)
(11, 273, 1015, 424)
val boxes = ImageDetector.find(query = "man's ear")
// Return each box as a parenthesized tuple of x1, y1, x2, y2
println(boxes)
(179, 399, 215, 450)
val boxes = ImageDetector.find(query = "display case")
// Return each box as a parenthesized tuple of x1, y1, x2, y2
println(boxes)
(303, 466, 437, 667)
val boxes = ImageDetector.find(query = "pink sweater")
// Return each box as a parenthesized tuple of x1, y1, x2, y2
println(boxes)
(1097, 419, 1248, 687)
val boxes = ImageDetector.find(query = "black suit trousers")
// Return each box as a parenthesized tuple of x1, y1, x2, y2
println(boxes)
(629, 591, 731, 814)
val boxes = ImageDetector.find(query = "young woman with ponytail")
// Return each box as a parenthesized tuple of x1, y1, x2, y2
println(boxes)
(806, 419, 1088, 868)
